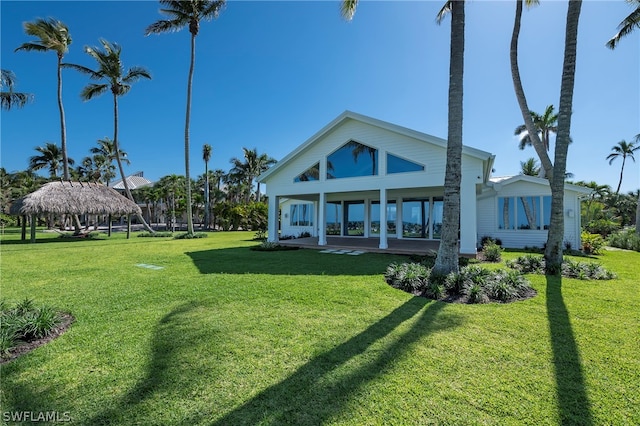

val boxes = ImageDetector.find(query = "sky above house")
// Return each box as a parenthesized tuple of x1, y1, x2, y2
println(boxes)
(1, 1, 639, 193)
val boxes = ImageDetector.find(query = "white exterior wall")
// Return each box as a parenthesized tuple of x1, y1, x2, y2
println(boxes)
(476, 179, 584, 250)
(280, 199, 316, 238)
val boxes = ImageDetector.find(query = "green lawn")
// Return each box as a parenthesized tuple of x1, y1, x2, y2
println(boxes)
(1, 229, 638, 425)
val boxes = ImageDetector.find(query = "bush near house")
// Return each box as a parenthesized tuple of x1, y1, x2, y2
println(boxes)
(607, 227, 640, 252)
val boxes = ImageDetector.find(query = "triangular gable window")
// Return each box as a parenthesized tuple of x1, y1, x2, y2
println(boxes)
(294, 162, 320, 182)
(327, 140, 378, 179)
(387, 153, 425, 174)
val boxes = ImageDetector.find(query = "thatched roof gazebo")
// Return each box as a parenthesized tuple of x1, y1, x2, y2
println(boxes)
(10, 181, 142, 242)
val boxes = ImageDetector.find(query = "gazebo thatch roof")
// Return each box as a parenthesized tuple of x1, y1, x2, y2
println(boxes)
(10, 181, 142, 216)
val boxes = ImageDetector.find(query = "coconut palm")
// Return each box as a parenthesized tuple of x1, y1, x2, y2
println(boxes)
(511, 0, 582, 272)
(520, 157, 541, 176)
(28, 142, 74, 178)
(606, 139, 640, 194)
(607, 0, 640, 49)
(15, 18, 72, 180)
(64, 39, 153, 231)
(203, 143, 212, 229)
(90, 137, 130, 184)
(1, 69, 33, 110)
(145, 0, 226, 235)
(341, 0, 465, 275)
(230, 148, 276, 203)
(514, 104, 558, 152)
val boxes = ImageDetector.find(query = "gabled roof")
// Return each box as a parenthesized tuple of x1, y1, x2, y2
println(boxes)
(110, 173, 153, 190)
(258, 110, 495, 182)
(489, 175, 593, 194)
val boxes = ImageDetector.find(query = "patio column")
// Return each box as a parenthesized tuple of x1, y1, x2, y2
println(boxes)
(459, 179, 477, 255)
(267, 195, 279, 243)
(318, 192, 327, 246)
(379, 189, 388, 249)
(363, 198, 370, 238)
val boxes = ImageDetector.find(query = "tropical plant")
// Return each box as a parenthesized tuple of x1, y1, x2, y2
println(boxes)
(341, 0, 465, 275)
(64, 38, 153, 232)
(90, 137, 130, 186)
(28, 142, 74, 178)
(510, 0, 583, 273)
(606, 0, 640, 49)
(203, 144, 212, 229)
(156, 174, 186, 232)
(606, 138, 639, 194)
(15, 18, 72, 180)
(514, 104, 558, 153)
(1, 69, 33, 110)
(520, 157, 541, 176)
(145, 0, 226, 235)
(229, 147, 277, 203)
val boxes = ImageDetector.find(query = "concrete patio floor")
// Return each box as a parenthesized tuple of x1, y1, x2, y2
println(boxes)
(276, 236, 450, 256)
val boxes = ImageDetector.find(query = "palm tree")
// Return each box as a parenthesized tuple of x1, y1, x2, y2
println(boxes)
(28, 142, 74, 178)
(511, 0, 582, 273)
(1, 69, 33, 110)
(230, 147, 276, 203)
(606, 139, 640, 194)
(341, 0, 465, 274)
(90, 137, 130, 186)
(203, 143, 212, 229)
(64, 39, 153, 232)
(605, 3, 640, 234)
(514, 104, 558, 152)
(15, 18, 72, 180)
(607, 0, 640, 49)
(145, 0, 226, 235)
(520, 157, 541, 176)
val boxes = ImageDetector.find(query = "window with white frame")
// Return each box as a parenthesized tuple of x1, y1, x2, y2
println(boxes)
(290, 203, 314, 226)
(498, 196, 551, 230)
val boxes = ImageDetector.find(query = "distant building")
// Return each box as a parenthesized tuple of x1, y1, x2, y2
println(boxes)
(109, 172, 153, 191)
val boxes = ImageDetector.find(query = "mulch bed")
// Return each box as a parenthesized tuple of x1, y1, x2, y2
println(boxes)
(1, 313, 74, 364)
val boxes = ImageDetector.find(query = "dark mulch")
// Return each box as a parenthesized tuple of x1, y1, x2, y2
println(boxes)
(1, 313, 75, 364)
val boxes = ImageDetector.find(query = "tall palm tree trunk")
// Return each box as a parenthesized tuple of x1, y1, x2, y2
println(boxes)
(545, 0, 582, 272)
(205, 166, 210, 229)
(434, 0, 464, 276)
(184, 33, 196, 235)
(510, 0, 554, 181)
(615, 157, 626, 194)
(57, 54, 69, 180)
(112, 93, 153, 232)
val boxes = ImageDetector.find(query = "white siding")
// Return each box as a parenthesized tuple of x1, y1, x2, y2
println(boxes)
(280, 199, 315, 238)
(477, 179, 585, 250)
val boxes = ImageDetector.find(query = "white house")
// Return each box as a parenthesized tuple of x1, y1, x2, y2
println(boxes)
(258, 111, 589, 255)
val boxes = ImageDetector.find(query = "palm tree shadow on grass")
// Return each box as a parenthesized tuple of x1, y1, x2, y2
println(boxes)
(206, 299, 459, 425)
(546, 275, 593, 425)
(85, 298, 459, 425)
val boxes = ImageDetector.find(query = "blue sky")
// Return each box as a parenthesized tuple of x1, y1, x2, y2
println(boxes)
(1, 1, 639, 193)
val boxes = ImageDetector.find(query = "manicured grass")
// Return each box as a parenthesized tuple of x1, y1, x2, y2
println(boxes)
(1, 229, 638, 425)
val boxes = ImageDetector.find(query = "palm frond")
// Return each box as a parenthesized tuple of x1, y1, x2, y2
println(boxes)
(80, 83, 109, 101)
(201, 1, 226, 21)
(145, 19, 186, 35)
(607, 2, 640, 49)
(14, 42, 49, 53)
(436, 1, 453, 25)
(122, 67, 152, 84)
(340, 0, 359, 21)
(61, 63, 101, 79)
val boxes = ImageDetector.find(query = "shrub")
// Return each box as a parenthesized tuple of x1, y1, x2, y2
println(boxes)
(0, 213, 17, 227)
(253, 229, 267, 241)
(465, 283, 489, 304)
(250, 241, 299, 251)
(507, 255, 616, 280)
(580, 232, 605, 254)
(506, 254, 545, 274)
(584, 219, 620, 237)
(384, 262, 430, 293)
(0, 299, 64, 359)
(480, 236, 502, 247)
(298, 231, 311, 238)
(444, 271, 469, 295)
(482, 241, 503, 262)
(607, 227, 640, 252)
(423, 281, 444, 299)
(174, 232, 208, 240)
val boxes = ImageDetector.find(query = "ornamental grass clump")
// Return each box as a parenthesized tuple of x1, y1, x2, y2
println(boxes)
(0, 298, 64, 359)
(507, 255, 616, 280)
(384, 262, 430, 293)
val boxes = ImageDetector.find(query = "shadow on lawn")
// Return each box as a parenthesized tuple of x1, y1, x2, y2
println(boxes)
(186, 246, 402, 276)
(546, 275, 593, 425)
(85, 297, 459, 425)
(206, 298, 459, 425)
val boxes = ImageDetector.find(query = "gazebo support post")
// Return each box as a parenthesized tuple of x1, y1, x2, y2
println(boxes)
(30, 214, 36, 243)
(126, 215, 131, 239)
(21, 215, 27, 241)
(108, 214, 112, 237)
